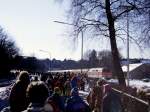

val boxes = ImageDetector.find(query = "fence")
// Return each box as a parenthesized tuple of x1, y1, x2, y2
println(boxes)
(112, 87, 149, 112)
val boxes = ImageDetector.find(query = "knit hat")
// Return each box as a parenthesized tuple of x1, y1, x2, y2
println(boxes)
(71, 87, 78, 96)
(97, 78, 106, 86)
(54, 87, 61, 95)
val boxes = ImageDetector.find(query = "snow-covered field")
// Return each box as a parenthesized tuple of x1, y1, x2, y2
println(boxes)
(129, 80, 150, 88)
(108, 79, 150, 90)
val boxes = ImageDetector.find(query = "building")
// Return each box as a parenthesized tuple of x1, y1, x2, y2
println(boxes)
(122, 63, 150, 79)
(87, 67, 112, 78)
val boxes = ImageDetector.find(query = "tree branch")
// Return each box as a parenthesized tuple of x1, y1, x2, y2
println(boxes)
(110, 0, 120, 5)
(114, 6, 134, 20)
(81, 18, 108, 27)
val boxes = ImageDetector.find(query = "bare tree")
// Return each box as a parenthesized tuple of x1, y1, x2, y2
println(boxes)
(0, 26, 19, 77)
(83, 49, 92, 60)
(98, 50, 113, 69)
(137, 0, 150, 46)
(98, 50, 123, 74)
(58, 0, 150, 85)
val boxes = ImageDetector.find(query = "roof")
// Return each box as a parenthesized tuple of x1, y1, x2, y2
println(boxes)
(122, 63, 143, 72)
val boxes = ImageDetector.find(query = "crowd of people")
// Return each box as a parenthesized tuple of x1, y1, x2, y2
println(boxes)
(1, 70, 122, 112)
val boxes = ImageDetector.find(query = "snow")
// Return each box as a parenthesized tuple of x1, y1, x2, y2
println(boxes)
(108, 78, 150, 90)
(0, 86, 11, 111)
(0, 80, 14, 111)
(129, 80, 150, 89)
(122, 63, 142, 72)
(0, 87, 7, 93)
(108, 79, 119, 84)
(79, 91, 89, 95)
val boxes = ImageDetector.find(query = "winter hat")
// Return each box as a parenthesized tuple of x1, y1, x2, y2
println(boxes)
(54, 87, 61, 95)
(18, 71, 30, 83)
(71, 87, 79, 96)
(97, 78, 106, 86)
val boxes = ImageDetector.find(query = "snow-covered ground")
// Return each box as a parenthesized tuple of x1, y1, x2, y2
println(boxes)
(108, 79, 150, 90)
(0, 86, 11, 111)
(0, 79, 14, 111)
(0, 87, 7, 93)
(129, 80, 150, 88)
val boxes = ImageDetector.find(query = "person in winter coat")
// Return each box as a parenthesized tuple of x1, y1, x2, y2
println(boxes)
(87, 78, 105, 112)
(46, 78, 54, 96)
(64, 79, 71, 97)
(80, 77, 85, 91)
(102, 84, 123, 112)
(9, 71, 30, 112)
(23, 81, 53, 112)
(65, 87, 91, 112)
(47, 87, 65, 112)
(70, 75, 80, 89)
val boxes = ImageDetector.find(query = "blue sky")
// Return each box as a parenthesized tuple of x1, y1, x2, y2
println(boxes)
(0, 0, 149, 60)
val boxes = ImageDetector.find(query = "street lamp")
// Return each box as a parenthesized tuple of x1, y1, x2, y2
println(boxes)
(39, 50, 51, 72)
(54, 20, 84, 73)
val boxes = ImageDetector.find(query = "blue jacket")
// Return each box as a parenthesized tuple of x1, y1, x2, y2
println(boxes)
(70, 76, 78, 89)
(65, 95, 91, 112)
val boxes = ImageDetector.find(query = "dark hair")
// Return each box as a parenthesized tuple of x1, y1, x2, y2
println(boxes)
(71, 87, 78, 96)
(18, 71, 30, 83)
(26, 81, 49, 104)
(41, 75, 48, 82)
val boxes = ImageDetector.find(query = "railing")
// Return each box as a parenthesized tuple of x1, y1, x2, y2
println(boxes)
(112, 87, 149, 112)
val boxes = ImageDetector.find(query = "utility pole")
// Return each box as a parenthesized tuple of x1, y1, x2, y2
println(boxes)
(81, 31, 83, 73)
(127, 10, 130, 86)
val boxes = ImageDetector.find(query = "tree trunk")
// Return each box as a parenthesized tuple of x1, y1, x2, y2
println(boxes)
(105, 0, 126, 85)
